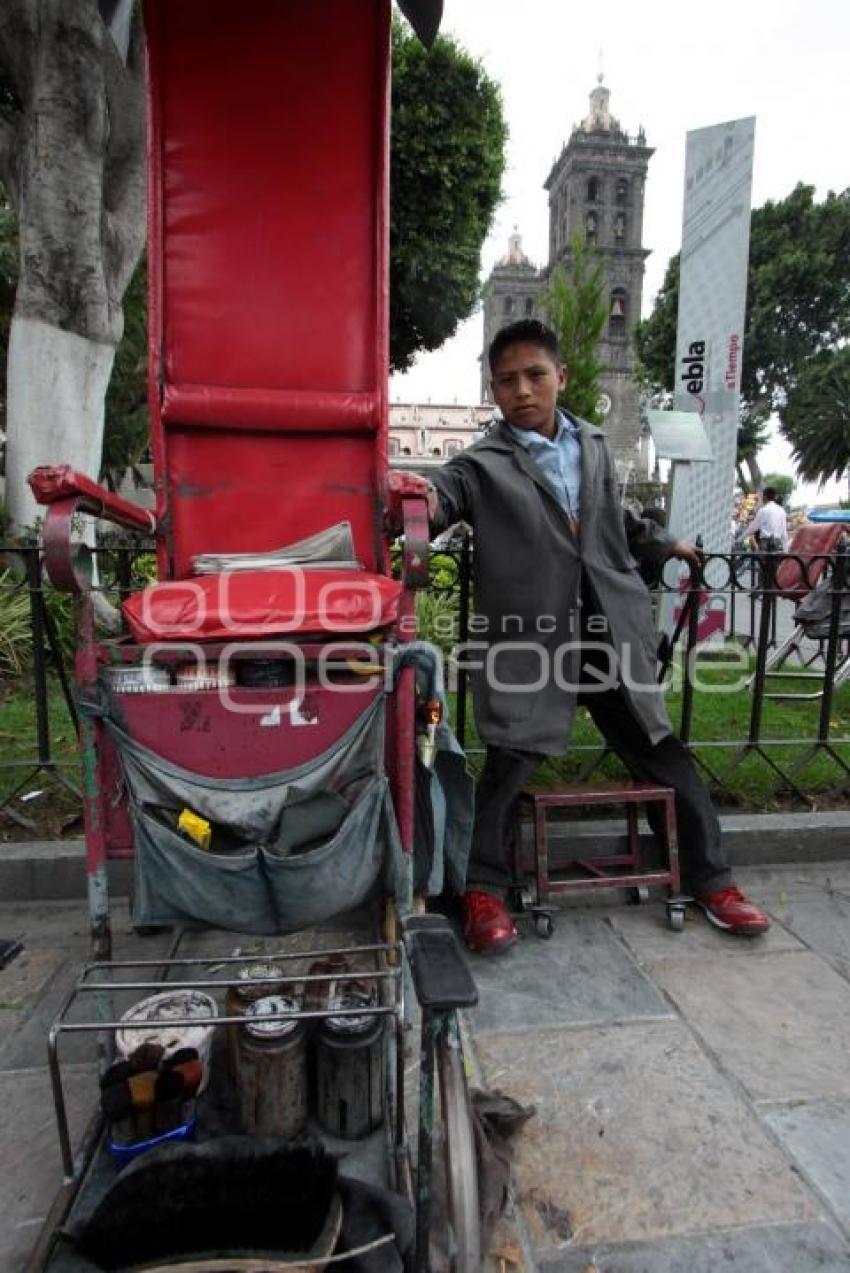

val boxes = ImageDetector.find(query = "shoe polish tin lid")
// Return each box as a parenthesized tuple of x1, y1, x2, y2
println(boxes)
(243, 994, 302, 1040)
(234, 962, 289, 1003)
(322, 987, 379, 1040)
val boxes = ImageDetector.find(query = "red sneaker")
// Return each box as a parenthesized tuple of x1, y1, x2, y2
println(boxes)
(462, 891, 518, 955)
(696, 886, 770, 936)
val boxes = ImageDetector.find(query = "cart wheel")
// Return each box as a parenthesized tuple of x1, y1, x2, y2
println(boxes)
(534, 911, 554, 940)
(667, 903, 686, 932)
(629, 886, 650, 905)
(437, 1028, 481, 1273)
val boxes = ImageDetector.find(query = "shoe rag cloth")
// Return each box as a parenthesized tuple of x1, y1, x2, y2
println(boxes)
(472, 1087, 537, 1245)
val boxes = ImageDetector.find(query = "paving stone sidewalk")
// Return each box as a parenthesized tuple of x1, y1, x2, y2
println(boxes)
(468, 863, 850, 1271)
(3, 864, 850, 1271)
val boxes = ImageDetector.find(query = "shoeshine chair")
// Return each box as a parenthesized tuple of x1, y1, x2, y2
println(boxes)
(28, 6, 481, 1267)
(30, 0, 432, 956)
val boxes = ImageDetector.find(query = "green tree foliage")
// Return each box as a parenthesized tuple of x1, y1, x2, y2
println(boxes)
(544, 233, 607, 424)
(390, 18, 506, 372)
(634, 251, 678, 396)
(761, 472, 794, 503)
(635, 184, 850, 489)
(781, 348, 850, 493)
(101, 254, 149, 488)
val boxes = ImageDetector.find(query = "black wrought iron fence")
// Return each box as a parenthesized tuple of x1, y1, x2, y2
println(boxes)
(0, 541, 154, 831)
(428, 534, 850, 807)
(0, 546, 75, 828)
(2, 535, 850, 833)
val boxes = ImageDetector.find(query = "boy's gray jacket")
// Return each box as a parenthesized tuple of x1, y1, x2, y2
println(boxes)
(431, 418, 677, 754)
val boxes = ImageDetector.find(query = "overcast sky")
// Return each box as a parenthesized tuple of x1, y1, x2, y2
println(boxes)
(390, 0, 850, 503)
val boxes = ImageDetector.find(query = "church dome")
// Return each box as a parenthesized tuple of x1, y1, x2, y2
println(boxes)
(497, 230, 534, 269)
(580, 74, 620, 135)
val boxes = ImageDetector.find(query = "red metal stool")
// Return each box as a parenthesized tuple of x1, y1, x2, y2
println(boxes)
(512, 782, 686, 936)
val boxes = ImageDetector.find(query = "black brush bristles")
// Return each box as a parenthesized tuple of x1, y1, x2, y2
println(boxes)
(161, 1046, 199, 1069)
(72, 1137, 338, 1269)
(101, 1083, 133, 1124)
(101, 1083, 134, 1146)
(99, 1060, 134, 1090)
(127, 1041, 165, 1072)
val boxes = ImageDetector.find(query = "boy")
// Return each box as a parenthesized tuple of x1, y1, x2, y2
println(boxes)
(419, 320, 769, 952)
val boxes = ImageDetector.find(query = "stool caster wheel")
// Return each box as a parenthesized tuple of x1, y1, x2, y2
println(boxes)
(629, 886, 650, 905)
(533, 910, 554, 940)
(666, 902, 686, 932)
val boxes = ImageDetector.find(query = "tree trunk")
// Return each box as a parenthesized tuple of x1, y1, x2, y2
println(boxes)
(0, 0, 145, 537)
(5, 317, 115, 529)
(736, 463, 751, 494)
(744, 452, 764, 492)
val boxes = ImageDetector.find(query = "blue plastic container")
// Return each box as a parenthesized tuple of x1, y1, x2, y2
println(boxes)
(808, 509, 850, 523)
(107, 1113, 196, 1168)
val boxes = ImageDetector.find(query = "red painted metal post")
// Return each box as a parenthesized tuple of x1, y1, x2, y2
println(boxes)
(535, 806, 549, 902)
(75, 595, 112, 966)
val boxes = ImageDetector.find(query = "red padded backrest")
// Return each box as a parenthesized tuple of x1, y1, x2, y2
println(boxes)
(144, 0, 390, 576)
(775, 522, 846, 601)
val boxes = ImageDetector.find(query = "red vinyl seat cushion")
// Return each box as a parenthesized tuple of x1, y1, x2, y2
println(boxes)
(122, 569, 402, 642)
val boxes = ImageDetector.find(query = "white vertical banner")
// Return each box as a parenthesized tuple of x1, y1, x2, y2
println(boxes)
(664, 117, 755, 637)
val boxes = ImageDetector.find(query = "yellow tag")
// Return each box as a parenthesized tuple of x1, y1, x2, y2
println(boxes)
(178, 808, 212, 850)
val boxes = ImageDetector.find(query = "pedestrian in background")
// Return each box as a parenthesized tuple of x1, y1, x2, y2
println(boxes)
(742, 487, 788, 550)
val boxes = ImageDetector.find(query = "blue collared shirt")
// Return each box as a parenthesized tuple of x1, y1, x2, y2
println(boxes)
(508, 408, 581, 519)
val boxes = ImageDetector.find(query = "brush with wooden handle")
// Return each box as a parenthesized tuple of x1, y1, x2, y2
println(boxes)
(127, 1071, 158, 1140)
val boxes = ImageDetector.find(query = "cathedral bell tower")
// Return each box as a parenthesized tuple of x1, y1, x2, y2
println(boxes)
(543, 76, 654, 463)
(481, 78, 653, 473)
(479, 230, 541, 400)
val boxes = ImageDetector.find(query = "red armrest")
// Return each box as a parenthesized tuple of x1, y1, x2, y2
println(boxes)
(28, 466, 156, 534)
(385, 471, 430, 590)
(385, 471, 432, 527)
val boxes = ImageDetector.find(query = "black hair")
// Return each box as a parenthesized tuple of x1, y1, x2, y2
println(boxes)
(488, 319, 561, 373)
(763, 486, 777, 502)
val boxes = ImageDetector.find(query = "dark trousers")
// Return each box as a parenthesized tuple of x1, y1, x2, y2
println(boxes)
(467, 584, 732, 898)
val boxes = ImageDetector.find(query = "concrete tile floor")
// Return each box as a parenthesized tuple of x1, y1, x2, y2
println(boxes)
(1, 1066, 96, 1273)
(464, 864, 850, 1270)
(470, 913, 673, 1036)
(475, 1021, 816, 1251)
(761, 1099, 850, 1230)
(648, 949, 850, 1103)
(536, 1221, 850, 1272)
(2, 863, 850, 1271)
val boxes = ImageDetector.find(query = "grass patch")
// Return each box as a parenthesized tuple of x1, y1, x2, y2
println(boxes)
(0, 675, 81, 837)
(448, 648, 850, 809)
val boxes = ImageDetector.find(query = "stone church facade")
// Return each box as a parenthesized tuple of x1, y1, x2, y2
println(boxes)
(481, 78, 653, 475)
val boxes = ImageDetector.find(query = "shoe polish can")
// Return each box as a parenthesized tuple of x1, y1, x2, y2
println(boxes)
(235, 994, 307, 1138)
(224, 962, 289, 1076)
(315, 989, 384, 1140)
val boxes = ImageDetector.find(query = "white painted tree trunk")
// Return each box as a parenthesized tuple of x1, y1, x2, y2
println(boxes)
(0, 0, 145, 542)
(5, 316, 116, 531)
